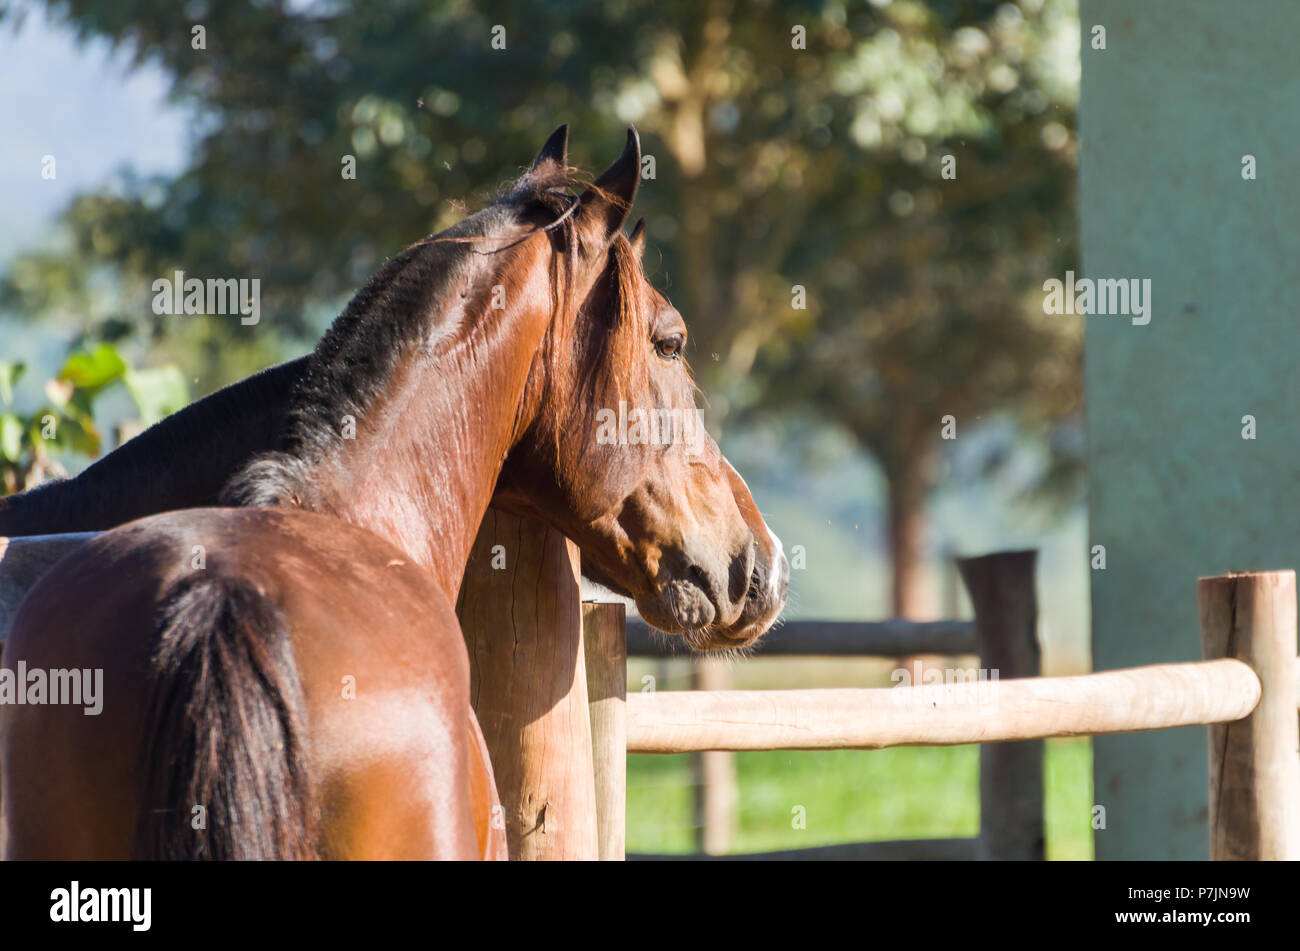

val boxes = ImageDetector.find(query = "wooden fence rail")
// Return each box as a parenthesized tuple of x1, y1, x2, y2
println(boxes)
(623, 659, 1263, 752)
(611, 568, 1300, 862)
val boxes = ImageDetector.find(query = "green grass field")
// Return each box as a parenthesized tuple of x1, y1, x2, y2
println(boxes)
(627, 737, 1095, 860)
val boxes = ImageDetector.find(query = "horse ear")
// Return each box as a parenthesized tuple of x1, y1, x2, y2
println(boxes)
(530, 124, 569, 173)
(576, 127, 641, 252)
(628, 218, 647, 259)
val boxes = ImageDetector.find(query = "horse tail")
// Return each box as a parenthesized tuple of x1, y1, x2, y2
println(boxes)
(132, 574, 318, 860)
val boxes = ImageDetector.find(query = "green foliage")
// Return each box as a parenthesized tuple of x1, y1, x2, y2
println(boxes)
(58, 341, 127, 390)
(8, 1, 1079, 410)
(0, 343, 187, 495)
(122, 365, 191, 427)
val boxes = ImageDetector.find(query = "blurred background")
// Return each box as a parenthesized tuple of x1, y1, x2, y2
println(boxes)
(0, 0, 1089, 856)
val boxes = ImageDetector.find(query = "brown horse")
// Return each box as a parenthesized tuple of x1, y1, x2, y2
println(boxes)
(1, 126, 788, 859)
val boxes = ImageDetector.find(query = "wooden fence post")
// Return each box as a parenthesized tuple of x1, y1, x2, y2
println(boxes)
(692, 658, 736, 855)
(957, 549, 1045, 861)
(582, 602, 626, 860)
(457, 510, 598, 860)
(1198, 570, 1300, 860)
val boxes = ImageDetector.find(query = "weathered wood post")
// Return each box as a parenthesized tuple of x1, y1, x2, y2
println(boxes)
(692, 657, 736, 855)
(457, 510, 598, 860)
(957, 549, 1044, 861)
(1198, 570, 1300, 860)
(582, 602, 626, 860)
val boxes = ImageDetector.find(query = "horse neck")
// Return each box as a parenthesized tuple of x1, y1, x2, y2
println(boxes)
(311, 244, 558, 600)
(0, 358, 305, 537)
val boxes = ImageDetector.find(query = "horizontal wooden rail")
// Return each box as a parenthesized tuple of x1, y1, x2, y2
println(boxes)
(626, 618, 977, 658)
(630, 838, 978, 861)
(626, 658, 1263, 753)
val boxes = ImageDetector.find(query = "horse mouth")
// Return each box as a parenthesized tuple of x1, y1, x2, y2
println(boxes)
(637, 560, 788, 652)
(581, 550, 788, 652)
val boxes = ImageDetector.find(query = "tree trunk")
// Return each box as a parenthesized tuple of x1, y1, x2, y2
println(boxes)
(884, 449, 934, 619)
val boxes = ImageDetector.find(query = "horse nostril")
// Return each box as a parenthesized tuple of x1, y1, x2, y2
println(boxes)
(728, 544, 754, 606)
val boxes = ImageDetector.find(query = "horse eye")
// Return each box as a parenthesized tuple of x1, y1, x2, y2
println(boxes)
(655, 335, 684, 360)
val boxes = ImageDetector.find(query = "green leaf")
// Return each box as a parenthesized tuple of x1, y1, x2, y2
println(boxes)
(68, 387, 98, 419)
(53, 412, 101, 456)
(0, 361, 24, 406)
(0, 413, 23, 462)
(58, 343, 127, 390)
(122, 365, 189, 426)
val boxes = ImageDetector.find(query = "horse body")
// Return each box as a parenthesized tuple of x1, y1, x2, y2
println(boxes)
(1, 126, 789, 859)
(3, 508, 494, 859)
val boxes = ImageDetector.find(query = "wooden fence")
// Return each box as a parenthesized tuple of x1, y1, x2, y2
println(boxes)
(623, 550, 1043, 859)
(624, 545, 1040, 857)
(600, 556, 1300, 862)
(594, 555, 1300, 861)
(3, 527, 1299, 861)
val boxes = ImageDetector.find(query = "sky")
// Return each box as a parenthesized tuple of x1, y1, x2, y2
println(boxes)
(0, 2, 191, 261)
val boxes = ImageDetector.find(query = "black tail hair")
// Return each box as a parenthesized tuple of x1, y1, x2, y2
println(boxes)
(133, 575, 317, 860)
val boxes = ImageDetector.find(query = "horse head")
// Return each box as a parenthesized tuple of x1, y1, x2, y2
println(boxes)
(496, 127, 789, 651)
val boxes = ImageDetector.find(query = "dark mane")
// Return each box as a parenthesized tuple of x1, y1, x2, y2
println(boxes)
(220, 163, 653, 510)
(0, 359, 304, 536)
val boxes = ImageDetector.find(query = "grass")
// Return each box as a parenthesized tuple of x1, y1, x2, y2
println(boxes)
(627, 736, 1095, 859)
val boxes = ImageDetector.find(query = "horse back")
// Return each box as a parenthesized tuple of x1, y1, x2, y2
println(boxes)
(1, 507, 495, 860)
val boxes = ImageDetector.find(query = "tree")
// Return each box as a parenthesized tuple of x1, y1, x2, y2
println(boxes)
(4, 0, 1082, 614)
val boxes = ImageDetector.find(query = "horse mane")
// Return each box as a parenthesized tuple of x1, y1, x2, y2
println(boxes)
(0, 359, 304, 536)
(564, 231, 653, 445)
(221, 163, 654, 510)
